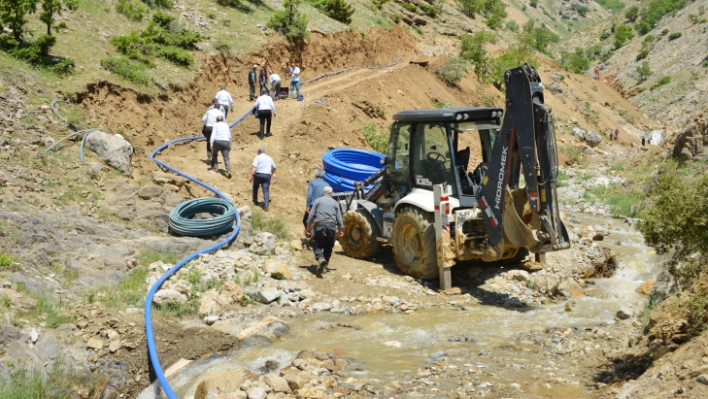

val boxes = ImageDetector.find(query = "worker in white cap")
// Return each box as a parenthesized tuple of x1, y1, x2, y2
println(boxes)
(248, 65, 258, 101)
(306, 186, 344, 276)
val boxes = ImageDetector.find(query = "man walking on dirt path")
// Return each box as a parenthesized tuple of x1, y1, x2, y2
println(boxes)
(303, 168, 328, 228)
(614, 129, 619, 141)
(202, 98, 224, 160)
(270, 72, 282, 100)
(306, 186, 344, 276)
(288, 63, 301, 99)
(215, 86, 234, 119)
(248, 65, 257, 101)
(260, 65, 270, 96)
(641, 136, 646, 147)
(250, 147, 276, 211)
(609, 129, 613, 141)
(254, 91, 276, 139)
(209, 115, 232, 179)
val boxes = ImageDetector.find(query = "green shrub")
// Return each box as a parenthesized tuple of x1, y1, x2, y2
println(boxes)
(560, 47, 590, 73)
(505, 19, 519, 32)
(520, 20, 560, 53)
(641, 0, 692, 31)
(530, 0, 538, 7)
(390, 14, 401, 23)
(595, 0, 625, 13)
(101, 57, 151, 85)
(661, 28, 669, 35)
(600, 30, 611, 40)
(668, 32, 682, 40)
(116, 0, 146, 21)
(268, 0, 309, 43)
(634, 20, 651, 35)
(309, 0, 355, 23)
(0, 34, 73, 75)
(643, 35, 655, 44)
(216, 0, 242, 6)
(157, 46, 193, 66)
(434, 56, 469, 84)
(650, 76, 670, 90)
(143, 0, 174, 7)
(362, 122, 389, 154)
(0, 252, 14, 270)
(625, 5, 639, 22)
(372, 0, 390, 9)
(430, 98, 453, 108)
(400, 2, 417, 12)
(614, 23, 634, 48)
(636, 46, 649, 61)
(457, 0, 507, 29)
(585, 44, 603, 60)
(576, 5, 589, 17)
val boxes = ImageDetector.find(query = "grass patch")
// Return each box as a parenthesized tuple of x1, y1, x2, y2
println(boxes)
(430, 97, 453, 108)
(138, 248, 182, 266)
(15, 295, 74, 328)
(0, 252, 15, 271)
(251, 210, 290, 239)
(84, 268, 148, 310)
(560, 144, 581, 164)
(101, 57, 151, 85)
(583, 183, 643, 218)
(154, 297, 199, 319)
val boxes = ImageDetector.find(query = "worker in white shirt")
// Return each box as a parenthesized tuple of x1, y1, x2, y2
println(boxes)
(214, 86, 234, 119)
(201, 98, 224, 160)
(288, 62, 301, 99)
(250, 147, 276, 211)
(254, 91, 276, 139)
(269, 72, 282, 100)
(209, 115, 232, 179)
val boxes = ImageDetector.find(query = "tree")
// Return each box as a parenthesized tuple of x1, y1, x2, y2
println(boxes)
(614, 23, 634, 48)
(0, 0, 40, 41)
(560, 47, 590, 73)
(267, 0, 309, 43)
(636, 60, 652, 82)
(322, 0, 354, 24)
(39, 0, 78, 36)
(625, 5, 639, 22)
(460, 30, 496, 79)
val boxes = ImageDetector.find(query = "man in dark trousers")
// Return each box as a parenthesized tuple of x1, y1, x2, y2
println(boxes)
(201, 98, 224, 160)
(303, 168, 328, 228)
(306, 186, 344, 276)
(641, 136, 646, 147)
(250, 146, 276, 211)
(259, 64, 270, 96)
(254, 91, 276, 138)
(248, 65, 257, 101)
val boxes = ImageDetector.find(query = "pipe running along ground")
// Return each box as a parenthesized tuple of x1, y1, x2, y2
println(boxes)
(143, 107, 252, 399)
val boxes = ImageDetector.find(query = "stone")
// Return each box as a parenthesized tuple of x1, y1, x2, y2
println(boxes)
(697, 375, 708, 385)
(151, 171, 187, 187)
(4, 340, 44, 372)
(33, 333, 58, 363)
(249, 232, 277, 255)
(220, 281, 244, 304)
(40, 136, 55, 148)
(153, 289, 188, 306)
(87, 338, 104, 350)
(199, 290, 230, 316)
(265, 261, 293, 280)
(309, 302, 332, 312)
(0, 288, 37, 310)
(298, 387, 326, 398)
(584, 130, 602, 148)
(194, 368, 254, 399)
(616, 307, 632, 320)
(246, 386, 266, 399)
(507, 270, 530, 282)
(550, 72, 563, 82)
(83, 130, 133, 173)
(138, 185, 163, 200)
(0, 361, 9, 383)
(136, 202, 170, 231)
(257, 287, 283, 304)
(636, 279, 656, 295)
(582, 145, 595, 155)
(548, 82, 563, 94)
(284, 372, 308, 390)
(109, 340, 122, 353)
(571, 127, 585, 140)
(29, 328, 39, 343)
(204, 315, 219, 325)
(557, 279, 583, 298)
(264, 374, 290, 392)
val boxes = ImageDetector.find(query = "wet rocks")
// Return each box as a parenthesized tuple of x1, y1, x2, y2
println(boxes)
(195, 368, 255, 399)
(557, 279, 584, 299)
(616, 307, 632, 320)
(636, 279, 656, 295)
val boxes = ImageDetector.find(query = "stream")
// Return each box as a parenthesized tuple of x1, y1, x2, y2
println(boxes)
(141, 212, 662, 398)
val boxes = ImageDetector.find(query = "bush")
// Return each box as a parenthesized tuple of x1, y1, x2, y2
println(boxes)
(600, 30, 611, 40)
(251, 209, 290, 239)
(636, 60, 652, 82)
(0, 34, 74, 75)
(643, 35, 655, 44)
(585, 44, 603, 60)
(361, 122, 389, 153)
(505, 20, 519, 32)
(668, 32, 682, 40)
(642, 0, 692, 31)
(636, 46, 649, 61)
(595, 0, 625, 13)
(650, 76, 670, 90)
(576, 5, 589, 17)
(435, 56, 469, 84)
(520, 20, 560, 53)
(390, 14, 401, 23)
(461, 31, 496, 76)
(530, 0, 538, 7)
(430, 98, 454, 108)
(321, 0, 355, 23)
(372, 0, 390, 9)
(661, 28, 669, 35)
(216, 0, 242, 6)
(614, 23, 634, 48)
(560, 47, 590, 73)
(457, 0, 507, 29)
(157, 46, 193, 66)
(400, 2, 417, 12)
(419, 3, 439, 18)
(116, 0, 146, 21)
(101, 57, 151, 85)
(268, 0, 309, 43)
(625, 5, 639, 22)
(143, 0, 174, 7)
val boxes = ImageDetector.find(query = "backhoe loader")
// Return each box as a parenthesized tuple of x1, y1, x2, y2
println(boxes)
(335, 64, 570, 289)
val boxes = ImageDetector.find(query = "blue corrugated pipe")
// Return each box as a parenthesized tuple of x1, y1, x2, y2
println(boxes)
(144, 107, 253, 399)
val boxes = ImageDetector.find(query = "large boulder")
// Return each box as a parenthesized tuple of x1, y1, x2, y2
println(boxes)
(153, 289, 187, 306)
(83, 131, 133, 174)
(584, 130, 602, 147)
(571, 127, 585, 140)
(198, 290, 230, 316)
(194, 368, 254, 399)
(249, 232, 277, 255)
(673, 108, 708, 162)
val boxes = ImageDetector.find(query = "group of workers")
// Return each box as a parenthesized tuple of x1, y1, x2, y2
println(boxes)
(199, 68, 342, 277)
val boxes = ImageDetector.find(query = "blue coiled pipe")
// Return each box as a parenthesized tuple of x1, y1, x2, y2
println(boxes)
(144, 107, 252, 399)
(322, 148, 385, 181)
(169, 198, 237, 237)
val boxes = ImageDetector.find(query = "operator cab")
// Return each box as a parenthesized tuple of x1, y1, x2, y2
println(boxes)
(386, 108, 503, 208)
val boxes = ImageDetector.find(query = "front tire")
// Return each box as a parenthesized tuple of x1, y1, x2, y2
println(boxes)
(392, 207, 438, 280)
(340, 210, 381, 258)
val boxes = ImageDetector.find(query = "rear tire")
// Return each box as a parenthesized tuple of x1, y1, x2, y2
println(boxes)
(340, 209, 381, 259)
(392, 207, 438, 280)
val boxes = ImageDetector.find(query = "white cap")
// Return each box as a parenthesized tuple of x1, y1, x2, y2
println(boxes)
(322, 186, 333, 195)
(253, 65, 258, 68)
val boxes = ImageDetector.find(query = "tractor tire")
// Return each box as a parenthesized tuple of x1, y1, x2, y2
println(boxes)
(340, 210, 382, 259)
(391, 207, 438, 280)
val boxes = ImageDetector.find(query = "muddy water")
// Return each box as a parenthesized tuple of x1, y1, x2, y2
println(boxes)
(150, 214, 662, 398)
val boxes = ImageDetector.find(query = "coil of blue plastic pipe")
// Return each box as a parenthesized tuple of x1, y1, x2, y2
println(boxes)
(322, 148, 385, 181)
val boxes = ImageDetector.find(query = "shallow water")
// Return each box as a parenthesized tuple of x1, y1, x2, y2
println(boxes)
(143, 213, 663, 398)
